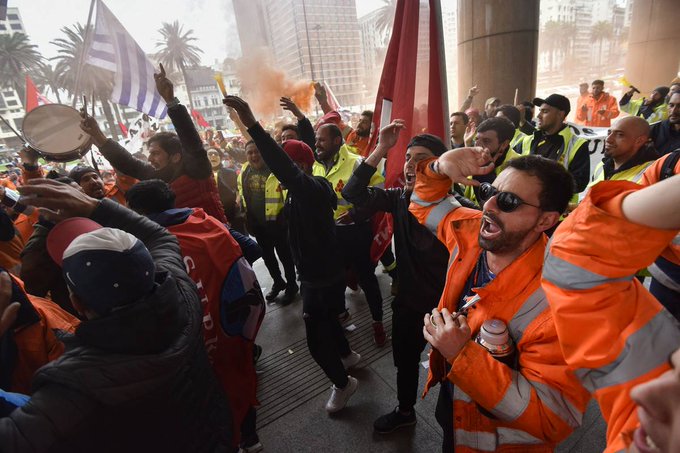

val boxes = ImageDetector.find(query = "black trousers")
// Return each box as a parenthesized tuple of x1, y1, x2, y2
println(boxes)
(392, 302, 429, 412)
(251, 223, 296, 289)
(336, 222, 383, 322)
(435, 384, 454, 452)
(302, 281, 351, 388)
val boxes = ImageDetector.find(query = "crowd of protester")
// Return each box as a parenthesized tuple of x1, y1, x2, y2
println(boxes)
(0, 63, 677, 453)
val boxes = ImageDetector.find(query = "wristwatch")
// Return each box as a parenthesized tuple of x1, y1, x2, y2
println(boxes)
(166, 97, 181, 109)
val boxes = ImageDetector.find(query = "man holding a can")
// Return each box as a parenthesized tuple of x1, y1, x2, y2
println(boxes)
(410, 151, 591, 452)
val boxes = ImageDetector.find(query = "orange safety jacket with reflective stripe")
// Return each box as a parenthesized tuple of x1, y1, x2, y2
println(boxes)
(542, 181, 680, 453)
(409, 158, 590, 452)
(166, 208, 264, 447)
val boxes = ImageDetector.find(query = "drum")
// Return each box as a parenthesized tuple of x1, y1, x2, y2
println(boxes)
(22, 104, 91, 162)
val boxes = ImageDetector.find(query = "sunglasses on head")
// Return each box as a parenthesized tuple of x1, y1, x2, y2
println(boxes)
(478, 182, 541, 213)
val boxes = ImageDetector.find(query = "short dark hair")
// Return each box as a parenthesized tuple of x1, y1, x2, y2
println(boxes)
(476, 117, 516, 145)
(125, 179, 176, 215)
(147, 132, 182, 156)
(281, 124, 299, 134)
(245, 140, 256, 149)
(361, 110, 373, 119)
(592, 79, 604, 86)
(321, 123, 343, 142)
(451, 111, 469, 125)
(493, 105, 521, 128)
(54, 176, 75, 185)
(505, 155, 574, 213)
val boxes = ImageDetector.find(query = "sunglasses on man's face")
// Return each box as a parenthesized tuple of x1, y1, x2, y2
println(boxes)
(478, 182, 541, 213)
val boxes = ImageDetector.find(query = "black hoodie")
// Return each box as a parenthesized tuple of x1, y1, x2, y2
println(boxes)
(0, 200, 232, 452)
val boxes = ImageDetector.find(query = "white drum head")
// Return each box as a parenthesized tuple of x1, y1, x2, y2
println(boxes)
(22, 104, 90, 158)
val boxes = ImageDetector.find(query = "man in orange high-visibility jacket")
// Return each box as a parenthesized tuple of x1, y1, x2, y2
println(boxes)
(126, 180, 265, 453)
(409, 150, 591, 452)
(542, 177, 680, 453)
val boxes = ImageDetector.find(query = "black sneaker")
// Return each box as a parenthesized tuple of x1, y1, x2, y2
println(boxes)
(373, 407, 416, 434)
(265, 281, 286, 301)
(279, 284, 299, 305)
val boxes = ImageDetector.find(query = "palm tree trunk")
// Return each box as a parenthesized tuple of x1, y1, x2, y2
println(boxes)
(180, 63, 195, 112)
(54, 88, 62, 104)
(98, 94, 120, 141)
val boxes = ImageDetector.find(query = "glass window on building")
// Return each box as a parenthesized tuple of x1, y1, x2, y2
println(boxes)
(6, 100, 17, 106)
(0, 25, 6, 30)
(7, 14, 19, 20)
(10, 23, 22, 30)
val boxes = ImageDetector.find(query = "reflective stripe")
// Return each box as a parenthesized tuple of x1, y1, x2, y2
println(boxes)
(531, 380, 583, 428)
(453, 386, 472, 403)
(410, 192, 446, 207)
(455, 428, 543, 451)
(508, 287, 548, 344)
(630, 162, 654, 183)
(264, 198, 282, 204)
(447, 246, 459, 272)
(374, 182, 385, 189)
(423, 195, 461, 234)
(489, 370, 532, 421)
(647, 262, 680, 292)
(592, 163, 604, 183)
(543, 252, 635, 290)
(575, 309, 680, 392)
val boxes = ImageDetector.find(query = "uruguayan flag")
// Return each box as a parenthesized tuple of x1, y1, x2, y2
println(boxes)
(86, 0, 166, 118)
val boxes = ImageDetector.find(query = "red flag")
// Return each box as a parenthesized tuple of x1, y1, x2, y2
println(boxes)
(191, 108, 210, 128)
(25, 75, 47, 113)
(367, 0, 449, 261)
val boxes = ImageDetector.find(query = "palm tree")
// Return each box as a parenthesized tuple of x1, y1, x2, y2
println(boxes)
(155, 21, 203, 112)
(0, 32, 43, 105)
(374, 0, 397, 45)
(50, 23, 119, 140)
(29, 62, 64, 103)
(591, 21, 613, 68)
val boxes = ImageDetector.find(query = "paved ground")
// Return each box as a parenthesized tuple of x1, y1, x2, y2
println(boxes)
(251, 259, 606, 452)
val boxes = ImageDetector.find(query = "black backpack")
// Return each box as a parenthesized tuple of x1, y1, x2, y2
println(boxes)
(660, 150, 680, 180)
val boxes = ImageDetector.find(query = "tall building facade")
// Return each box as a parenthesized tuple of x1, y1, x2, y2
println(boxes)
(235, 0, 364, 107)
(0, 8, 29, 148)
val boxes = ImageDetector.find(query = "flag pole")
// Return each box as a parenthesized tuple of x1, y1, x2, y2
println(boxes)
(72, 0, 96, 108)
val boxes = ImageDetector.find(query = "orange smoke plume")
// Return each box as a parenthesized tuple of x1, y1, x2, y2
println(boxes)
(236, 49, 315, 118)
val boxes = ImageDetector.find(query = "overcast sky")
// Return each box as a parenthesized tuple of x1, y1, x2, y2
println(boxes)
(13, 0, 386, 66)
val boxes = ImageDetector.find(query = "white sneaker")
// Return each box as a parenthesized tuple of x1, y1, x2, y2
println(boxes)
(325, 376, 358, 413)
(341, 351, 361, 370)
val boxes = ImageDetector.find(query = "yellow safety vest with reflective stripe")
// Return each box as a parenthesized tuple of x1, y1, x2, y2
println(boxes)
(312, 144, 384, 221)
(621, 99, 668, 124)
(587, 160, 654, 190)
(510, 128, 526, 150)
(237, 162, 286, 222)
(521, 127, 588, 203)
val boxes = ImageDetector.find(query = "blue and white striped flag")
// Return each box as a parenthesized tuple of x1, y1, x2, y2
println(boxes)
(85, 0, 166, 118)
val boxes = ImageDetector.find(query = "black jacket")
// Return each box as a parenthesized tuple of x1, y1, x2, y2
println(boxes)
(99, 104, 212, 183)
(342, 162, 448, 313)
(249, 124, 343, 288)
(0, 200, 231, 452)
(650, 119, 680, 156)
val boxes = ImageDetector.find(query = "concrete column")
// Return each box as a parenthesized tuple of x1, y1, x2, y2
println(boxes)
(456, 0, 539, 111)
(625, 0, 680, 94)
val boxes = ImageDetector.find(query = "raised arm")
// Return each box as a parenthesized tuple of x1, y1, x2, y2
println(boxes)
(342, 120, 405, 214)
(154, 64, 212, 180)
(280, 97, 315, 150)
(80, 110, 156, 180)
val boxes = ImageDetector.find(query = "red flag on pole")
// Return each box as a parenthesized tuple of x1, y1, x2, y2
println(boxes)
(367, 0, 449, 261)
(191, 109, 211, 128)
(25, 75, 50, 113)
